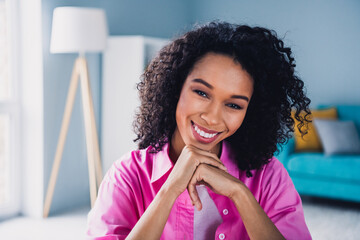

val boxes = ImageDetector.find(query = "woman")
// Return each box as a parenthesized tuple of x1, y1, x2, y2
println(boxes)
(87, 22, 312, 239)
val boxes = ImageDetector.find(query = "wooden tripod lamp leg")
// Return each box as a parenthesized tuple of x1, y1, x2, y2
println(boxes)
(79, 57, 103, 188)
(88, 88, 103, 189)
(43, 59, 80, 218)
(86, 70, 103, 189)
(78, 57, 99, 207)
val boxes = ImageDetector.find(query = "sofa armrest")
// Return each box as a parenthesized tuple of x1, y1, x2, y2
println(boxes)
(274, 138, 295, 166)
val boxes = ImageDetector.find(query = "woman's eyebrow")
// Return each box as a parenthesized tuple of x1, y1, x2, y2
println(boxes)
(192, 78, 213, 89)
(192, 78, 249, 102)
(231, 95, 249, 102)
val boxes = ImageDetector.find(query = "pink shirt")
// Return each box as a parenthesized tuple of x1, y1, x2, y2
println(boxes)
(86, 141, 311, 239)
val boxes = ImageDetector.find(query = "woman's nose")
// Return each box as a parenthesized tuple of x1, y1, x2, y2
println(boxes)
(200, 103, 222, 126)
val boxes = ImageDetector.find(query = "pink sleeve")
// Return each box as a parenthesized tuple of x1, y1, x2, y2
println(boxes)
(86, 165, 140, 240)
(260, 158, 312, 240)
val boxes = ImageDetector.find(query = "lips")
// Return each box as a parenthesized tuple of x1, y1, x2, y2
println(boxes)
(191, 121, 222, 144)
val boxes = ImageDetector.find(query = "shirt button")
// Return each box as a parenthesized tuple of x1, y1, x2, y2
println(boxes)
(223, 209, 228, 215)
(219, 233, 225, 239)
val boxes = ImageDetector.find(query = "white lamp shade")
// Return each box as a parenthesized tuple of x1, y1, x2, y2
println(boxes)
(50, 7, 108, 53)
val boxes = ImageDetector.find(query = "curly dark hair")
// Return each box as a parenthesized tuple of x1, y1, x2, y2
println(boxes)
(134, 21, 311, 177)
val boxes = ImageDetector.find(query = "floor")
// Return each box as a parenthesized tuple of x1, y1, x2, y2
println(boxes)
(0, 206, 90, 240)
(0, 196, 360, 240)
(301, 196, 360, 240)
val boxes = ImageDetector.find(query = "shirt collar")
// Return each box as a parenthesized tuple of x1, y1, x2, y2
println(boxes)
(150, 140, 240, 183)
(220, 141, 240, 178)
(150, 142, 173, 183)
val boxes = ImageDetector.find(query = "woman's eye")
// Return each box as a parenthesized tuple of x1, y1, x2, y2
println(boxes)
(227, 103, 242, 110)
(194, 90, 208, 98)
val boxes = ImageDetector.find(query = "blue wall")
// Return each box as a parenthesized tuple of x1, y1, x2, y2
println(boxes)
(42, 0, 191, 214)
(190, 0, 360, 107)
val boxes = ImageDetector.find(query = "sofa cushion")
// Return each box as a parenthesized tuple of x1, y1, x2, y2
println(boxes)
(319, 105, 360, 132)
(292, 107, 337, 152)
(313, 119, 360, 155)
(286, 153, 360, 183)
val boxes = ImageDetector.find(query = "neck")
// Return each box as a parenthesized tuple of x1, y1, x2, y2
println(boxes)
(169, 128, 184, 163)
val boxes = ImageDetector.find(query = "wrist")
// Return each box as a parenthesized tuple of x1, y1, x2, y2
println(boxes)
(159, 183, 180, 203)
(229, 181, 248, 202)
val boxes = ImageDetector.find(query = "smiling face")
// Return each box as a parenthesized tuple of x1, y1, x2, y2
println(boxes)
(171, 52, 254, 157)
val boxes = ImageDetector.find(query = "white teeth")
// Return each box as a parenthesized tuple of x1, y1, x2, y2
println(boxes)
(193, 124, 217, 139)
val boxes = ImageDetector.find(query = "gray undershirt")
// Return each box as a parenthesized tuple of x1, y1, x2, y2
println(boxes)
(193, 185, 223, 240)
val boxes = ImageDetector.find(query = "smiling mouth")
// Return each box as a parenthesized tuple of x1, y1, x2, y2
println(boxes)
(191, 121, 222, 143)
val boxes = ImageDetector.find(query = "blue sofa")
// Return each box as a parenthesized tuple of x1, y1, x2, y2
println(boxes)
(275, 105, 360, 202)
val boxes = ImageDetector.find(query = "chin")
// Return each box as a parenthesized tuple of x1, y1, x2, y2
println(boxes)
(190, 138, 222, 152)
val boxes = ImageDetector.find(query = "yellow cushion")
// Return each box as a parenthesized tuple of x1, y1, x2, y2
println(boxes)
(292, 107, 338, 152)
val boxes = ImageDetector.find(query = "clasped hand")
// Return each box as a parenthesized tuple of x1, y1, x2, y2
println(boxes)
(164, 145, 244, 211)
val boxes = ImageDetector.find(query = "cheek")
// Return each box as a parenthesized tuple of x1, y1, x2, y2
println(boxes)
(176, 92, 201, 121)
(175, 95, 186, 122)
(225, 113, 246, 135)
(175, 92, 192, 125)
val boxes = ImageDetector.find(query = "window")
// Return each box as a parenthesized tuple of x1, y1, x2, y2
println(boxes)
(0, 0, 20, 219)
(0, 1, 10, 100)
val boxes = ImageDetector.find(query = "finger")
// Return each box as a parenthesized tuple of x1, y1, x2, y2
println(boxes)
(188, 171, 203, 211)
(188, 145, 222, 163)
(187, 186, 196, 206)
(181, 145, 228, 174)
(196, 154, 228, 172)
(186, 145, 227, 171)
(187, 176, 199, 205)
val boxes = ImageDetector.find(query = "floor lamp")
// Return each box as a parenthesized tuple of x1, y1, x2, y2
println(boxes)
(43, 7, 108, 218)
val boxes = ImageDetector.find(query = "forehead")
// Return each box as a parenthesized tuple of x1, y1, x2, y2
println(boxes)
(186, 52, 253, 92)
